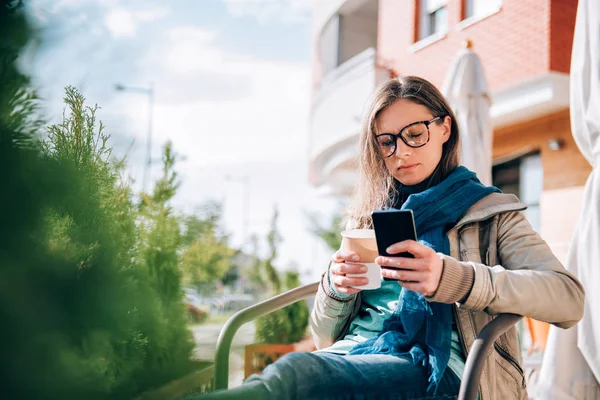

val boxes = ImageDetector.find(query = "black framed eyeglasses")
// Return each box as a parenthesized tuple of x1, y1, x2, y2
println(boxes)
(375, 116, 444, 158)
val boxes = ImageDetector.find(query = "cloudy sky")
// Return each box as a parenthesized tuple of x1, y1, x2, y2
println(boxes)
(26, 0, 341, 283)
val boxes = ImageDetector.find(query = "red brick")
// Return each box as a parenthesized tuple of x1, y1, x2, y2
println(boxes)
(376, 0, 578, 91)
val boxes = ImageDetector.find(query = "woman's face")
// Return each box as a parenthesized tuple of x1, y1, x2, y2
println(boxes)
(374, 99, 451, 186)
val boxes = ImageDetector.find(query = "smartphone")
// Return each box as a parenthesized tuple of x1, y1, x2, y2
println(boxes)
(371, 209, 418, 281)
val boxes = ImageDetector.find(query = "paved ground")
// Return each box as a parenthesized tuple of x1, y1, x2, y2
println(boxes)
(190, 322, 256, 388)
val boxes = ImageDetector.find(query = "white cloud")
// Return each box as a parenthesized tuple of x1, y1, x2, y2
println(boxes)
(104, 6, 170, 37)
(153, 62, 310, 165)
(222, 0, 314, 24)
(164, 27, 224, 74)
(53, 0, 81, 9)
(168, 27, 218, 42)
(161, 28, 310, 163)
(105, 9, 136, 37)
(30, 0, 170, 31)
(136, 7, 170, 22)
(114, 25, 311, 166)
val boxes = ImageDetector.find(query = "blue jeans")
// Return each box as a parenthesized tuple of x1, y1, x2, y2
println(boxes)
(195, 352, 461, 400)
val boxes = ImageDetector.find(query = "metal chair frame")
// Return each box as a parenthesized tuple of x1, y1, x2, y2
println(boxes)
(214, 281, 521, 400)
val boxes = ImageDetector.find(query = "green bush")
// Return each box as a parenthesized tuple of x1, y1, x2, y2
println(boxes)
(0, 4, 194, 395)
(308, 211, 344, 252)
(254, 209, 309, 344)
(129, 141, 195, 394)
(4, 84, 194, 399)
(180, 206, 235, 287)
(254, 270, 310, 344)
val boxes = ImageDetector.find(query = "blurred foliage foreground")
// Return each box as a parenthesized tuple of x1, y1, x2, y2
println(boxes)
(0, 2, 315, 397)
(0, 3, 203, 399)
(3, 85, 196, 397)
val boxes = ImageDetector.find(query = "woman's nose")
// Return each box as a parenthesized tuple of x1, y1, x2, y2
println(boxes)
(394, 138, 412, 158)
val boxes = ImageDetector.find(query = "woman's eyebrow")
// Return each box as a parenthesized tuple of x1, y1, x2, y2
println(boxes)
(377, 125, 401, 135)
(378, 121, 414, 135)
(379, 118, 433, 135)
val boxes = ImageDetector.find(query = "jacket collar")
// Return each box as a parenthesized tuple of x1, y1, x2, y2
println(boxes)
(453, 193, 527, 230)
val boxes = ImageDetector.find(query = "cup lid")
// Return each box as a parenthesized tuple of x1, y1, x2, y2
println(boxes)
(341, 229, 375, 239)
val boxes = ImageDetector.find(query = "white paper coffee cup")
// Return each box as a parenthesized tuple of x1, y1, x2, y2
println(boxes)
(346, 262, 382, 290)
(340, 229, 378, 263)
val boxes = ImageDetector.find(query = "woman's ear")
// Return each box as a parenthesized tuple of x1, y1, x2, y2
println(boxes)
(441, 116, 452, 143)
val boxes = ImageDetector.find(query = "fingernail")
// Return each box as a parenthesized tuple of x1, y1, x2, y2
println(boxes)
(351, 254, 359, 261)
(360, 266, 368, 273)
(386, 247, 393, 253)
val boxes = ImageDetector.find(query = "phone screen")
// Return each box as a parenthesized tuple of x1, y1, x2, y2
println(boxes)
(371, 209, 418, 281)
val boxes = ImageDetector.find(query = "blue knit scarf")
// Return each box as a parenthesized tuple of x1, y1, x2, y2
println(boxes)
(349, 166, 500, 393)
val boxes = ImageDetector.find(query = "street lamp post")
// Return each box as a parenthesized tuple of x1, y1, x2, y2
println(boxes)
(115, 83, 154, 192)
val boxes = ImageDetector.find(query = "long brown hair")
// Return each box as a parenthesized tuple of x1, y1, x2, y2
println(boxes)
(344, 76, 461, 229)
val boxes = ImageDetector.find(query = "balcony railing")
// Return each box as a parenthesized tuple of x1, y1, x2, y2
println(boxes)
(309, 47, 376, 192)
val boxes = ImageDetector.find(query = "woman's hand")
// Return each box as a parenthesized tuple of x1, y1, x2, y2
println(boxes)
(376, 240, 443, 297)
(330, 250, 369, 295)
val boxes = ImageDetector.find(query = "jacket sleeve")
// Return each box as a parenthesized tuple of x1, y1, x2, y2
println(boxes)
(431, 211, 585, 329)
(309, 264, 360, 349)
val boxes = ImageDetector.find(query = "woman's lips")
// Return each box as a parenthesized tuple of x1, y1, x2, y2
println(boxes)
(398, 164, 418, 171)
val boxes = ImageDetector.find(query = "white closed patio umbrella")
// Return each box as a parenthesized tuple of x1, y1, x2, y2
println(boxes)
(442, 40, 493, 186)
(537, 0, 600, 398)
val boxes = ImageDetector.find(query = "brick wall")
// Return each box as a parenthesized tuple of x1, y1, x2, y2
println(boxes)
(492, 109, 591, 190)
(377, 0, 577, 91)
(549, 0, 578, 73)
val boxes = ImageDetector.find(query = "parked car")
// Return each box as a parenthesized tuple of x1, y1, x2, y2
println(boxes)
(211, 294, 255, 314)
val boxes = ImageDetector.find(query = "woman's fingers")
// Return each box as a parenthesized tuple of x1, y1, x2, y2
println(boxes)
(332, 250, 359, 263)
(375, 256, 425, 271)
(331, 274, 369, 288)
(380, 268, 425, 282)
(330, 260, 368, 294)
(331, 262, 368, 276)
(386, 240, 432, 258)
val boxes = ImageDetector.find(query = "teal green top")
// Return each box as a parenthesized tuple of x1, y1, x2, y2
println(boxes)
(316, 279, 465, 380)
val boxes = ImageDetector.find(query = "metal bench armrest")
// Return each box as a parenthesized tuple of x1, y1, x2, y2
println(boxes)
(214, 281, 320, 390)
(458, 313, 523, 400)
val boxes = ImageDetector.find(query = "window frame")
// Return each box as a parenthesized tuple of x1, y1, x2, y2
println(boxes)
(492, 152, 542, 232)
(417, 0, 448, 41)
(459, 0, 502, 30)
(318, 13, 342, 78)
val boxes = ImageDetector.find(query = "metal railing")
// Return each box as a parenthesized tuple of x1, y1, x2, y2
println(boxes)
(214, 281, 319, 390)
(136, 363, 215, 400)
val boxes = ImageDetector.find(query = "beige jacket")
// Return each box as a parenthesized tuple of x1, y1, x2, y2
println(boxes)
(310, 193, 585, 400)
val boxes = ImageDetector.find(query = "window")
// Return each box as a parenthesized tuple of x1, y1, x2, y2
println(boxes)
(317, 1, 378, 78)
(418, 0, 448, 40)
(492, 153, 543, 231)
(319, 15, 341, 77)
(464, 0, 502, 20)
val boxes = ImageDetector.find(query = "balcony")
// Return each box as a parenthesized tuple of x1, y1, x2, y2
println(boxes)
(308, 48, 376, 195)
(309, 0, 378, 196)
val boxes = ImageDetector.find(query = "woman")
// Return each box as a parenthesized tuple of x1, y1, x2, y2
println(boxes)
(197, 76, 584, 400)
